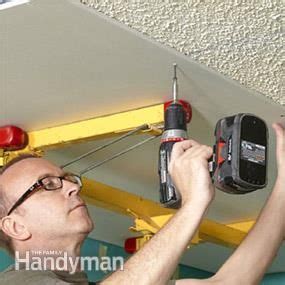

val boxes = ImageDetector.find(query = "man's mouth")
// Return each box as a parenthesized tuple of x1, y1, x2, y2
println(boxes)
(70, 203, 87, 212)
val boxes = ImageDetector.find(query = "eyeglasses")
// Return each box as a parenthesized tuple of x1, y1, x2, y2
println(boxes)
(7, 173, 82, 216)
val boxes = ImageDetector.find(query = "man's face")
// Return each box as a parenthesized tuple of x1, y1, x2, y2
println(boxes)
(0, 158, 94, 243)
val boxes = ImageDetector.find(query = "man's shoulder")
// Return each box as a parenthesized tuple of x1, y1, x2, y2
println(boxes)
(0, 265, 89, 285)
(0, 265, 62, 284)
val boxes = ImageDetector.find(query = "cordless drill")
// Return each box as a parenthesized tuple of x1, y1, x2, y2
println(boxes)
(158, 66, 268, 209)
(158, 64, 192, 208)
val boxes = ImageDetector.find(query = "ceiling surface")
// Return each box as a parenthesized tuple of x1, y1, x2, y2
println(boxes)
(1, 0, 285, 274)
(82, 0, 284, 105)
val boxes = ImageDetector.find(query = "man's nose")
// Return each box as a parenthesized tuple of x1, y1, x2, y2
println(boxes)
(62, 180, 81, 197)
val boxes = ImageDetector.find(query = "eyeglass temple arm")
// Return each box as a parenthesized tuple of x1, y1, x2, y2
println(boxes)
(7, 184, 40, 215)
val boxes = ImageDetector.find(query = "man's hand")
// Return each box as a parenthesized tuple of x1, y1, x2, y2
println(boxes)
(169, 140, 214, 207)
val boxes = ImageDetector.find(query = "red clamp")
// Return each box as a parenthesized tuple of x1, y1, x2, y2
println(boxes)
(0, 125, 28, 151)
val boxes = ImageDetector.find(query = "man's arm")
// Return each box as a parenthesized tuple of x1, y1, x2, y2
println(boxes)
(177, 123, 285, 285)
(102, 140, 215, 285)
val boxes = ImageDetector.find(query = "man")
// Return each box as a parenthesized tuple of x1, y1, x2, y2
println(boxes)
(0, 122, 284, 284)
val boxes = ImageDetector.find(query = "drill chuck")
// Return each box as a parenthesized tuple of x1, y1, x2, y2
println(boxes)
(164, 103, 187, 131)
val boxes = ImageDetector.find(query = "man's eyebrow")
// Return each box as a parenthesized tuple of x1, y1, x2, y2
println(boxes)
(37, 172, 65, 181)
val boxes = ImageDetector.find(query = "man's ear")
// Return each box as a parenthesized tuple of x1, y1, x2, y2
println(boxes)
(1, 216, 31, 241)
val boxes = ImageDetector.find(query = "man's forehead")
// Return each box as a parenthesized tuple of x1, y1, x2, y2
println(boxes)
(0, 158, 62, 194)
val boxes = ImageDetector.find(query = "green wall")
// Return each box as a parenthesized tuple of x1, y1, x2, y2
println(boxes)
(261, 273, 285, 285)
(0, 250, 13, 272)
(1, 237, 284, 284)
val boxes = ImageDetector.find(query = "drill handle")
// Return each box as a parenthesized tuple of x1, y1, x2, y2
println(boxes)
(158, 141, 181, 209)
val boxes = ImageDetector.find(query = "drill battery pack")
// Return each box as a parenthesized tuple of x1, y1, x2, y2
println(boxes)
(210, 113, 268, 194)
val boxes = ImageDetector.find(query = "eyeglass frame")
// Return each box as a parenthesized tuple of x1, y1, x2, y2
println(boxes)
(6, 173, 82, 216)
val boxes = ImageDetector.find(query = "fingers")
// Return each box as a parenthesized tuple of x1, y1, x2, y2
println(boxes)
(272, 123, 285, 167)
(171, 140, 200, 162)
(272, 123, 285, 171)
(183, 144, 213, 160)
(171, 140, 213, 166)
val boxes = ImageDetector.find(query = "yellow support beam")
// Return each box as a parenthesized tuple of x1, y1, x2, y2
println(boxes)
(81, 177, 174, 218)
(226, 220, 255, 232)
(26, 104, 164, 151)
(80, 177, 254, 248)
(0, 149, 4, 166)
(199, 220, 247, 247)
(1, 104, 164, 165)
(131, 214, 247, 248)
(131, 215, 201, 245)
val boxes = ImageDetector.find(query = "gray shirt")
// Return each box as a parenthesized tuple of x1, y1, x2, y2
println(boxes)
(0, 264, 92, 285)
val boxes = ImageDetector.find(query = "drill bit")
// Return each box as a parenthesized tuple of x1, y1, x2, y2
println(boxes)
(172, 63, 178, 103)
